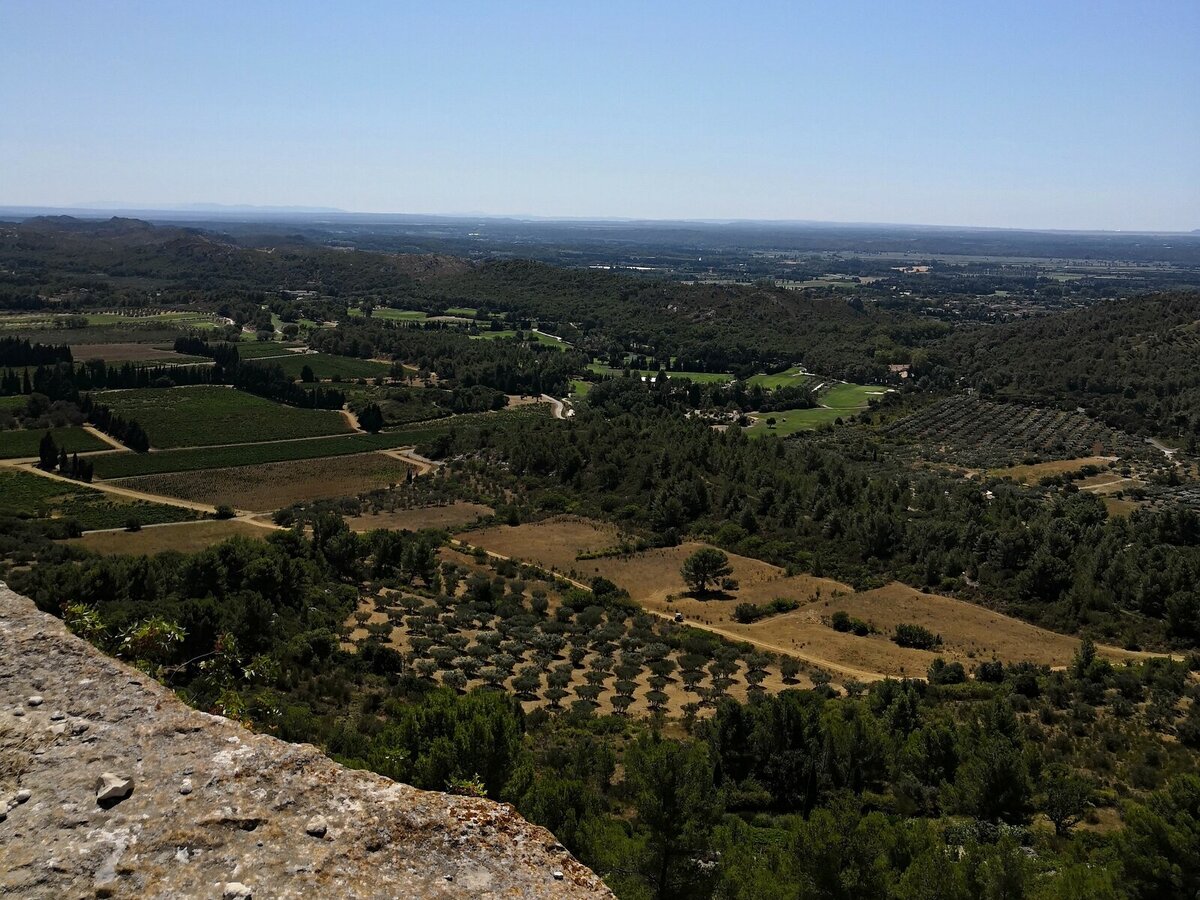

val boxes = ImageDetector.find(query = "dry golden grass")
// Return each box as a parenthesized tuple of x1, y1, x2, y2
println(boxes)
(346, 502, 493, 533)
(113, 453, 414, 512)
(466, 516, 1154, 680)
(66, 519, 269, 555)
(468, 516, 621, 570)
(986, 455, 1115, 485)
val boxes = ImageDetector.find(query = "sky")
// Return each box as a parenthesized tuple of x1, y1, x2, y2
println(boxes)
(1, 1, 1197, 231)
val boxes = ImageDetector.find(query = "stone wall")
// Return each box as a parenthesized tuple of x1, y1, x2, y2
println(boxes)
(0, 584, 612, 899)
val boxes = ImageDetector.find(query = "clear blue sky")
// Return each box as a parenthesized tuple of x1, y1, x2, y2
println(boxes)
(1, 1, 1197, 230)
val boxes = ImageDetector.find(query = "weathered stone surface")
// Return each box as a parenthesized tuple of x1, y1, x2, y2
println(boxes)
(0, 583, 612, 899)
(96, 772, 135, 805)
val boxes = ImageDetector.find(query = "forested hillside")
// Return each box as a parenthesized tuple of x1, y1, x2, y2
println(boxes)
(941, 291, 1200, 438)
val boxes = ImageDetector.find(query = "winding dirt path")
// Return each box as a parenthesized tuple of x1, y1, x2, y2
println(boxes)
(10, 462, 221, 515)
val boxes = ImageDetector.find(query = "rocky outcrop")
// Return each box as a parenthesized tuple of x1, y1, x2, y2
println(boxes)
(0, 584, 612, 899)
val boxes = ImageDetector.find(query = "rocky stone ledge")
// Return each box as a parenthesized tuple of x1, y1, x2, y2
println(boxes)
(0, 584, 612, 899)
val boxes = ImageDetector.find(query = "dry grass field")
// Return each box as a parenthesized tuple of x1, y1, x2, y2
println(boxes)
(465, 515, 1151, 681)
(66, 519, 270, 555)
(985, 455, 1115, 484)
(111, 453, 415, 512)
(345, 502, 494, 533)
(467, 516, 622, 570)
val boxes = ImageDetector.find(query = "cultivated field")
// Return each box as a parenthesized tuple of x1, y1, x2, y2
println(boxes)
(222, 341, 309, 359)
(0, 427, 108, 459)
(66, 519, 269, 555)
(97, 386, 352, 448)
(259, 353, 391, 380)
(88, 414, 495, 479)
(345, 501, 493, 532)
(883, 397, 1151, 468)
(340, 548, 813, 720)
(70, 342, 206, 364)
(111, 453, 416, 511)
(0, 468, 196, 530)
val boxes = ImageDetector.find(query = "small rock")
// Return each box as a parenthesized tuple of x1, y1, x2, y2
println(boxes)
(0, 809, 6, 824)
(49, 723, 66, 736)
(304, 815, 328, 837)
(11, 707, 23, 718)
(70, 720, 89, 735)
(553, 870, 565, 881)
(27, 695, 44, 707)
(179, 778, 193, 795)
(95, 772, 134, 806)
(223, 882, 252, 900)
(50, 710, 65, 721)
(15, 789, 31, 804)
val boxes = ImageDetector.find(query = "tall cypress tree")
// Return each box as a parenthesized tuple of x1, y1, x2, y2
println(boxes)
(37, 431, 57, 471)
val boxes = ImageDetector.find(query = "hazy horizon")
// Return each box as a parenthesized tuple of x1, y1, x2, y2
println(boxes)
(2, 1, 1197, 232)
(3, 201, 1199, 237)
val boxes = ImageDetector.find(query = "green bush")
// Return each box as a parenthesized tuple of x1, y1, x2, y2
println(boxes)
(893, 623, 941, 650)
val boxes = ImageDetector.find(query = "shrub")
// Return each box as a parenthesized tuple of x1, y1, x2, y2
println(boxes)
(831, 610, 871, 635)
(927, 658, 966, 685)
(893, 623, 941, 650)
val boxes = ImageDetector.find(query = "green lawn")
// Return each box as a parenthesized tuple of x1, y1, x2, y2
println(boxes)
(0, 468, 196, 529)
(744, 381, 887, 437)
(586, 363, 733, 383)
(444, 307, 479, 317)
(258, 353, 391, 380)
(819, 382, 888, 409)
(349, 307, 428, 321)
(97, 386, 353, 448)
(745, 367, 811, 390)
(472, 330, 569, 349)
(746, 407, 848, 436)
(0, 427, 109, 459)
(570, 380, 592, 397)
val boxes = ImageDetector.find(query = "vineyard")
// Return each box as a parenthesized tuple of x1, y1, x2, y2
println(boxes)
(881, 396, 1155, 468)
(257, 352, 391, 380)
(110, 453, 417, 512)
(0, 426, 108, 459)
(0, 469, 196, 531)
(97, 386, 352, 448)
(87, 410, 520, 479)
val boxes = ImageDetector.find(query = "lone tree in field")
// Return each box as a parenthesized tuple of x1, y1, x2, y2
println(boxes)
(679, 548, 733, 595)
(358, 402, 384, 434)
